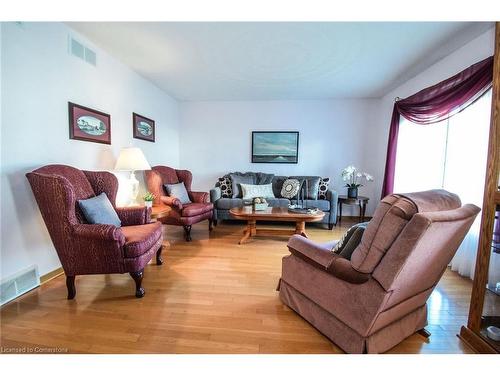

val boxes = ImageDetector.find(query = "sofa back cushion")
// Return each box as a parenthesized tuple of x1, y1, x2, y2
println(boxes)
(289, 176, 321, 200)
(230, 173, 255, 198)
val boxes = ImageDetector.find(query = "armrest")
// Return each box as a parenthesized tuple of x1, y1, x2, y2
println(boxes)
(72, 223, 125, 243)
(327, 189, 339, 223)
(161, 195, 183, 210)
(190, 191, 209, 203)
(287, 235, 335, 268)
(210, 187, 222, 203)
(287, 234, 370, 284)
(115, 206, 150, 226)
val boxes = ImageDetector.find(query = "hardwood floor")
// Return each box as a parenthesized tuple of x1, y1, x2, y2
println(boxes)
(0, 219, 474, 354)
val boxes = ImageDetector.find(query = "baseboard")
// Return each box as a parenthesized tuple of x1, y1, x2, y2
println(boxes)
(40, 267, 64, 285)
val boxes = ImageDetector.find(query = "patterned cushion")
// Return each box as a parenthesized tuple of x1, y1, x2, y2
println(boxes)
(218, 177, 233, 198)
(318, 177, 330, 200)
(281, 178, 301, 199)
(240, 183, 275, 199)
(332, 222, 369, 256)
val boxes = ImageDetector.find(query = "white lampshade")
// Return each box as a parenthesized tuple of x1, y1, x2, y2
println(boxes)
(114, 147, 151, 171)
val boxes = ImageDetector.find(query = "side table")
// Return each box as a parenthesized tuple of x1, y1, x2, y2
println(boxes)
(337, 195, 369, 224)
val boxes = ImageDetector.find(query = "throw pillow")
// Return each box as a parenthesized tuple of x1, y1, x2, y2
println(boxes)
(230, 173, 254, 198)
(240, 183, 275, 199)
(332, 222, 369, 255)
(290, 176, 321, 200)
(280, 178, 301, 199)
(318, 177, 330, 200)
(338, 225, 367, 260)
(218, 177, 233, 198)
(164, 182, 192, 204)
(77, 192, 121, 227)
(256, 172, 275, 185)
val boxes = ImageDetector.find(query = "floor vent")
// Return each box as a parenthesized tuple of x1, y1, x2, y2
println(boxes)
(0, 265, 40, 306)
(69, 35, 97, 66)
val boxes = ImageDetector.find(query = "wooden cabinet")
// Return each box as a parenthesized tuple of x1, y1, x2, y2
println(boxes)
(459, 22, 500, 353)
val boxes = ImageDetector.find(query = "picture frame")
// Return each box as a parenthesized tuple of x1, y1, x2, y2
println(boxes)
(251, 131, 299, 164)
(68, 102, 111, 144)
(133, 112, 155, 142)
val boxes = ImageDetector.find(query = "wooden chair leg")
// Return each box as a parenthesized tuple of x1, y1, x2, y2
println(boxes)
(129, 270, 145, 298)
(156, 246, 163, 265)
(184, 225, 192, 242)
(209, 219, 214, 232)
(213, 219, 218, 227)
(66, 276, 76, 300)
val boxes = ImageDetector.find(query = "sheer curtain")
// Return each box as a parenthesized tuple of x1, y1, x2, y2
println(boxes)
(394, 89, 492, 279)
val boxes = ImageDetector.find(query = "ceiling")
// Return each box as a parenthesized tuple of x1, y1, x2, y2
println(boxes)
(68, 22, 493, 101)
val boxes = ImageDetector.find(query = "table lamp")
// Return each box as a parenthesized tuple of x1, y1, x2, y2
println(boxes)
(115, 147, 151, 205)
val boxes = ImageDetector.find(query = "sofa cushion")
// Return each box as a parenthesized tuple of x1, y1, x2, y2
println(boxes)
(318, 177, 330, 200)
(281, 178, 301, 199)
(230, 174, 255, 198)
(289, 176, 321, 200)
(121, 222, 162, 258)
(256, 172, 275, 185)
(217, 177, 233, 198)
(241, 183, 275, 199)
(182, 202, 214, 217)
(164, 182, 192, 204)
(272, 176, 288, 197)
(77, 192, 121, 227)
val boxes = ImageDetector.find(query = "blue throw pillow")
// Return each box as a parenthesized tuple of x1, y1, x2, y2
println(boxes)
(78, 192, 122, 227)
(164, 182, 192, 204)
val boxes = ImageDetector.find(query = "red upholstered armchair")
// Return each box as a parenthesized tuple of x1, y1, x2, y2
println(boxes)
(26, 164, 163, 299)
(145, 166, 214, 241)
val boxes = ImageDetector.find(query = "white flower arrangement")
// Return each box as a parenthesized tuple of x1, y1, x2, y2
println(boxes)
(341, 165, 374, 188)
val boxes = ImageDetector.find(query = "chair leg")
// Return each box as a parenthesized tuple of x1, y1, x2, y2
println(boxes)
(417, 328, 431, 338)
(156, 246, 163, 265)
(66, 276, 76, 300)
(209, 219, 214, 232)
(213, 219, 218, 227)
(129, 270, 145, 298)
(184, 225, 192, 242)
(328, 223, 334, 230)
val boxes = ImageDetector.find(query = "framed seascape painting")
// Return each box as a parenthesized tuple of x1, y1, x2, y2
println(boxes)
(68, 102, 111, 144)
(133, 112, 155, 142)
(252, 131, 299, 164)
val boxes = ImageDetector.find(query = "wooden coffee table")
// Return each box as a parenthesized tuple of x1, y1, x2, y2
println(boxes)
(229, 206, 325, 244)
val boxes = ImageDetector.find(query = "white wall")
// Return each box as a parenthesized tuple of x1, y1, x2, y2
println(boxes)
(365, 27, 496, 201)
(0, 22, 180, 280)
(179, 99, 380, 215)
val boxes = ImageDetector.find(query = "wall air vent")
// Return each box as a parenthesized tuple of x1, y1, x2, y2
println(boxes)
(69, 36, 97, 66)
(0, 265, 40, 306)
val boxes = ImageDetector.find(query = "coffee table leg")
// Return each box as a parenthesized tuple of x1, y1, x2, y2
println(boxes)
(295, 221, 307, 237)
(239, 220, 256, 244)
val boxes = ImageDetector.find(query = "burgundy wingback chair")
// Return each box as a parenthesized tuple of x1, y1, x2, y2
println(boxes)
(145, 166, 214, 241)
(26, 164, 164, 299)
(278, 190, 480, 353)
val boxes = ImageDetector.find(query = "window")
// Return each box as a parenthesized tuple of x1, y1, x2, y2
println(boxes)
(394, 89, 492, 278)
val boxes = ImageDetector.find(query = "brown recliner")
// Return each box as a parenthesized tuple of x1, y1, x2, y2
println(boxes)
(145, 165, 214, 241)
(278, 189, 480, 353)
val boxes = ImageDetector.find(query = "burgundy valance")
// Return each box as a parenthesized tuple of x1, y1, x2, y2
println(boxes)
(381, 56, 494, 198)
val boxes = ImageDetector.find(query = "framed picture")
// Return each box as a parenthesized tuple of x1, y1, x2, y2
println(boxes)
(68, 102, 111, 144)
(252, 131, 299, 164)
(133, 113, 155, 142)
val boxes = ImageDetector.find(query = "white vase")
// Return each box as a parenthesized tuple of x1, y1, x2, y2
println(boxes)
(144, 201, 153, 208)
